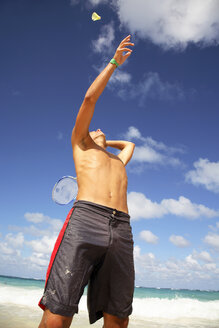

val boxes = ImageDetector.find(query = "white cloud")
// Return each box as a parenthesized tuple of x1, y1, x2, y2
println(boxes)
(110, 70, 132, 84)
(70, 0, 80, 5)
(0, 212, 65, 277)
(132, 72, 184, 103)
(93, 63, 132, 89)
(193, 250, 213, 263)
(5, 233, 24, 248)
(24, 212, 63, 232)
(161, 196, 218, 219)
(9, 224, 52, 238)
(24, 212, 45, 223)
(91, 23, 115, 54)
(169, 235, 190, 248)
(128, 192, 219, 220)
(134, 245, 219, 289)
(204, 233, 219, 250)
(88, 0, 108, 5)
(128, 192, 167, 220)
(28, 252, 50, 267)
(124, 126, 142, 140)
(0, 211, 75, 278)
(26, 235, 57, 255)
(133, 145, 164, 163)
(134, 245, 156, 276)
(185, 254, 200, 269)
(209, 221, 219, 232)
(133, 145, 182, 167)
(0, 232, 24, 257)
(49, 218, 63, 231)
(123, 126, 184, 168)
(185, 158, 219, 193)
(117, 72, 184, 105)
(115, 0, 219, 49)
(204, 263, 217, 271)
(0, 242, 14, 255)
(124, 126, 185, 154)
(70, 0, 108, 7)
(140, 230, 159, 244)
(144, 136, 185, 155)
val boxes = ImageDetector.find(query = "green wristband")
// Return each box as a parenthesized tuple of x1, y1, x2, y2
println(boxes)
(110, 58, 119, 67)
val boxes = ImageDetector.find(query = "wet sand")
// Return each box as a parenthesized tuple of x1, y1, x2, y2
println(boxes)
(1, 304, 218, 328)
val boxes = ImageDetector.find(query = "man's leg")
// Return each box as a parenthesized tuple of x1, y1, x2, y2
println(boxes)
(103, 312, 129, 328)
(38, 308, 73, 328)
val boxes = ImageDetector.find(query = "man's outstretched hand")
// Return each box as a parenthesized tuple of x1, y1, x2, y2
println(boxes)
(113, 35, 134, 66)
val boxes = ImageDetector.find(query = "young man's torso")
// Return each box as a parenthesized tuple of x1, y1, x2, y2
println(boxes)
(72, 138, 128, 213)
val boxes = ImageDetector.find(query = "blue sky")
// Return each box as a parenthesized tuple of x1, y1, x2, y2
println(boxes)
(1, 0, 219, 290)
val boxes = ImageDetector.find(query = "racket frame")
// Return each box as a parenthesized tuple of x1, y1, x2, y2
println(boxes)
(52, 175, 77, 205)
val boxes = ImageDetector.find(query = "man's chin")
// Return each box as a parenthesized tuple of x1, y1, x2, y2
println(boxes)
(95, 134, 105, 141)
(95, 135, 106, 147)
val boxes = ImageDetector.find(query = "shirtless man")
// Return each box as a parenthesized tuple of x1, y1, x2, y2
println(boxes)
(38, 35, 135, 328)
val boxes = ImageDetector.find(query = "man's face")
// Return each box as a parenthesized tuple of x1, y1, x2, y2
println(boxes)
(90, 129, 105, 141)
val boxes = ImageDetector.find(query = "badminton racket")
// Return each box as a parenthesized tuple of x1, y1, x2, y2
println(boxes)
(52, 176, 78, 205)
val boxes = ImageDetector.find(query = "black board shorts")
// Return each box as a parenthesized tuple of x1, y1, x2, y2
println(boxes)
(38, 200, 135, 324)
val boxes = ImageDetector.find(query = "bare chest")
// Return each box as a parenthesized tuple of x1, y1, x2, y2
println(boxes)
(74, 146, 127, 178)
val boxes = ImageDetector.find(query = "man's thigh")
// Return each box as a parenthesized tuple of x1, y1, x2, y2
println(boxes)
(39, 206, 108, 316)
(38, 308, 73, 328)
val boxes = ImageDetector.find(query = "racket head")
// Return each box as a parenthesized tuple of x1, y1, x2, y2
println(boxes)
(52, 176, 78, 205)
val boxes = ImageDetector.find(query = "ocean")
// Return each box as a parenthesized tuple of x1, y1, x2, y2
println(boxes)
(0, 275, 219, 328)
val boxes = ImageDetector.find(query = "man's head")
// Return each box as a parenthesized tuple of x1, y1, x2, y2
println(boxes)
(89, 129, 106, 149)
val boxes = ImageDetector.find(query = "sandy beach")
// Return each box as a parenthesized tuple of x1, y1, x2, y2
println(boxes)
(0, 304, 147, 328)
(1, 303, 219, 328)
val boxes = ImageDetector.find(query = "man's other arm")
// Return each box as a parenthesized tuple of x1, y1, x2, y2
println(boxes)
(106, 140, 135, 166)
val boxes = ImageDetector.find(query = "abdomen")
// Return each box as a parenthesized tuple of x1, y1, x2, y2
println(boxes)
(76, 164, 128, 213)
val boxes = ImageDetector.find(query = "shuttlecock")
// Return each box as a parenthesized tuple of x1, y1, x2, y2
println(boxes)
(92, 12, 101, 21)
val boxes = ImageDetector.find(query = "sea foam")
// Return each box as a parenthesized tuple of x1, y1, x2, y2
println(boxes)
(1, 284, 219, 320)
(132, 297, 219, 320)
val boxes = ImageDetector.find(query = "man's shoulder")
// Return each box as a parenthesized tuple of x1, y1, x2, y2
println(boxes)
(106, 152, 126, 168)
(72, 132, 94, 151)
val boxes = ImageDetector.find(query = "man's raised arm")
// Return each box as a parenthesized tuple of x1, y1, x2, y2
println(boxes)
(106, 140, 135, 166)
(71, 35, 134, 145)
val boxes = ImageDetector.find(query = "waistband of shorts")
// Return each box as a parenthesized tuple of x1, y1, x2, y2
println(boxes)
(73, 200, 130, 221)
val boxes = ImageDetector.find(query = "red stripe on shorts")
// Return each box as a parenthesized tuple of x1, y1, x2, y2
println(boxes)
(38, 207, 74, 310)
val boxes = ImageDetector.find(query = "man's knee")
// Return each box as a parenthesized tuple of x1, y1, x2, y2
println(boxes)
(103, 312, 129, 328)
(120, 317, 129, 328)
(38, 309, 73, 328)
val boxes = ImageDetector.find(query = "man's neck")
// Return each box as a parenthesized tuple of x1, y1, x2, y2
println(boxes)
(95, 141, 106, 150)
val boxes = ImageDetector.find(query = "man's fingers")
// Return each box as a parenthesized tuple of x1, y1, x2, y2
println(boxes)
(123, 52, 132, 60)
(114, 35, 133, 64)
(120, 35, 131, 45)
(118, 47, 133, 53)
(122, 42, 134, 46)
(121, 35, 131, 42)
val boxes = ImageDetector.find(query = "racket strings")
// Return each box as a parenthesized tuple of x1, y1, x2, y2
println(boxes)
(52, 176, 78, 205)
